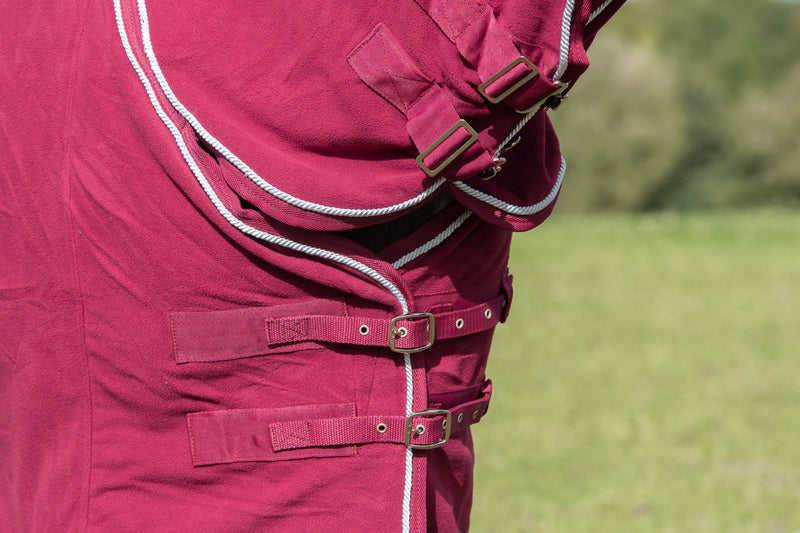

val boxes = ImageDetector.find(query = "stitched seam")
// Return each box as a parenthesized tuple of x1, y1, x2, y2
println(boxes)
(62, 1, 94, 530)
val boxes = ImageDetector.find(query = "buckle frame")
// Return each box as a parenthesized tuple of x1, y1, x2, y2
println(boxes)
(389, 312, 435, 354)
(416, 120, 479, 178)
(478, 56, 540, 105)
(405, 409, 452, 449)
(515, 80, 569, 114)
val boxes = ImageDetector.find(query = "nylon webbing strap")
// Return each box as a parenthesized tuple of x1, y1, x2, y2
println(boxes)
(270, 380, 492, 451)
(412, 0, 562, 112)
(348, 23, 494, 179)
(265, 294, 506, 352)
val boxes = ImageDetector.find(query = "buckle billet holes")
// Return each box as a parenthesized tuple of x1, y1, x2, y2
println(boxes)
(455, 318, 464, 330)
(376, 423, 388, 434)
(457, 413, 464, 424)
(359, 325, 370, 336)
(484, 309, 492, 319)
(478, 56, 539, 104)
(416, 120, 479, 178)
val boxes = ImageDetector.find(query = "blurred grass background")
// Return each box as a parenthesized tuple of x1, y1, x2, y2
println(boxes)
(472, 212, 800, 532)
(470, 1, 800, 531)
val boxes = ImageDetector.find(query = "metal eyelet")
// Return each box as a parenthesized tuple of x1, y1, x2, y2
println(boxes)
(414, 424, 426, 435)
(397, 327, 408, 338)
(442, 419, 448, 430)
(455, 318, 464, 329)
(376, 423, 388, 434)
(457, 413, 464, 424)
(472, 410, 480, 420)
(484, 309, 492, 319)
(359, 325, 370, 336)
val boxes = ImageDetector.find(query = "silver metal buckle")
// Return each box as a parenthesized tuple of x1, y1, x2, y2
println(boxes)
(389, 312, 435, 354)
(416, 120, 479, 178)
(478, 56, 539, 105)
(405, 409, 452, 449)
(515, 81, 569, 114)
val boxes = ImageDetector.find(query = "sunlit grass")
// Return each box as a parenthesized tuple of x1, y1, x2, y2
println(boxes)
(471, 210, 800, 533)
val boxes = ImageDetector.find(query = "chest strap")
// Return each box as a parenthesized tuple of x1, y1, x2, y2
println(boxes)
(187, 380, 492, 465)
(412, 0, 566, 113)
(271, 380, 491, 452)
(265, 293, 506, 354)
(348, 24, 495, 179)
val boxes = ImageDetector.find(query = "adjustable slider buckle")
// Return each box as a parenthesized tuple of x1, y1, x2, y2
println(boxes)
(478, 56, 540, 105)
(515, 81, 569, 114)
(405, 409, 452, 450)
(389, 312, 435, 354)
(416, 120, 479, 178)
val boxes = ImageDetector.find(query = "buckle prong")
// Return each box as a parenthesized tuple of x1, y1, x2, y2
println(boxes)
(389, 312, 435, 354)
(405, 409, 452, 449)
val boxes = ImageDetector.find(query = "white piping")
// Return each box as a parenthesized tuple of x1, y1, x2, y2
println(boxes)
(134, 0, 445, 219)
(116, 4, 416, 532)
(453, 157, 566, 216)
(555, 0, 577, 81)
(402, 353, 414, 533)
(497, 0, 577, 154)
(115, 2, 411, 312)
(392, 211, 472, 269)
(589, 0, 614, 24)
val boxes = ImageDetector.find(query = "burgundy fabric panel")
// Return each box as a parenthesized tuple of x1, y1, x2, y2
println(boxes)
(188, 404, 357, 465)
(171, 299, 344, 363)
(0, 2, 92, 532)
(348, 24, 495, 180)
(347, 24, 437, 116)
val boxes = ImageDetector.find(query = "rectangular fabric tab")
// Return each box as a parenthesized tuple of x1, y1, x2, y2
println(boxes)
(170, 299, 345, 363)
(187, 403, 357, 466)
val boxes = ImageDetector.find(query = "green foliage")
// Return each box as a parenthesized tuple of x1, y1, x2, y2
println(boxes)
(471, 211, 800, 532)
(550, 0, 800, 211)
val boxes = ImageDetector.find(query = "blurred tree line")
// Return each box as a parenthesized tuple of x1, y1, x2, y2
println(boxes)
(551, 0, 800, 211)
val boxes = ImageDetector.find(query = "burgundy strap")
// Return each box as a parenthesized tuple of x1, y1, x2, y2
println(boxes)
(265, 294, 506, 352)
(270, 380, 492, 452)
(348, 24, 494, 179)
(412, 0, 562, 112)
(187, 403, 359, 466)
(170, 299, 344, 364)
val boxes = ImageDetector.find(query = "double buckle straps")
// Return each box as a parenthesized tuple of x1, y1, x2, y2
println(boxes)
(416, 119, 479, 178)
(405, 409, 452, 449)
(389, 312, 435, 354)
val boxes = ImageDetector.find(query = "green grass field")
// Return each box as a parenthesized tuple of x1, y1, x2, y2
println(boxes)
(471, 211, 800, 533)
